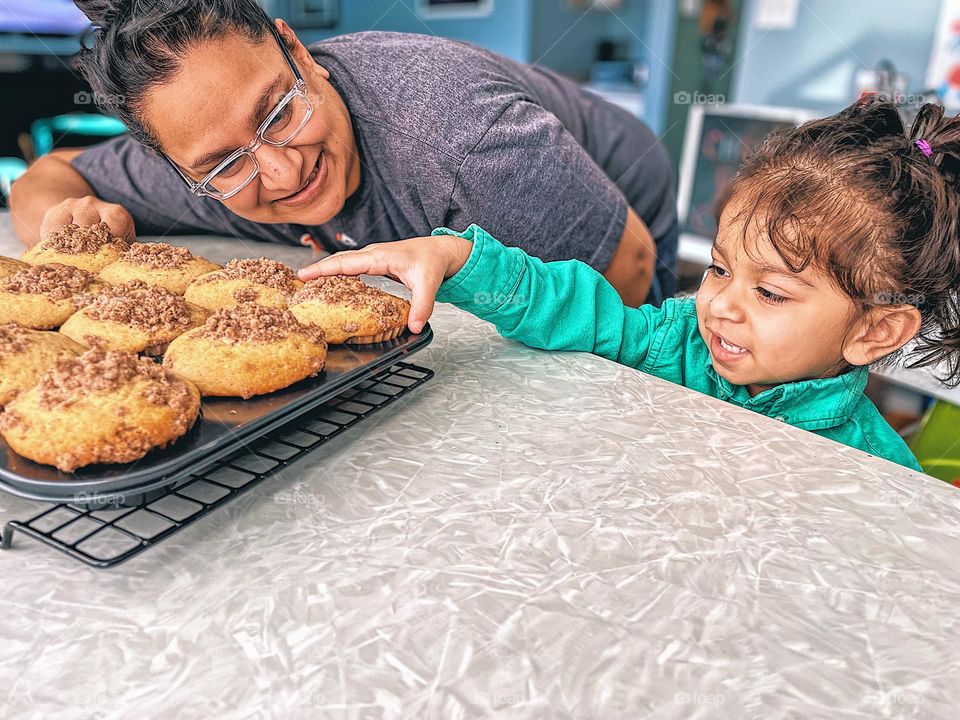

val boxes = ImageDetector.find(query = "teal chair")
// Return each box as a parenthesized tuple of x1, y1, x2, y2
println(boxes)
(0, 157, 27, 202)
(30, 114, 126, 158)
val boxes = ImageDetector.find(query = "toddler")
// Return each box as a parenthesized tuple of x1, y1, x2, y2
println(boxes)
(299, 100, 960, 471)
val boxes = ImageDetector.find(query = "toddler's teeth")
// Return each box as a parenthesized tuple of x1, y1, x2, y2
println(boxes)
(719, 337, 746, 354)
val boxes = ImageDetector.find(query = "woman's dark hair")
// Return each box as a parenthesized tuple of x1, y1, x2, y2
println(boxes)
(725, 98, 960, 386)
(74, 0, 277, 152)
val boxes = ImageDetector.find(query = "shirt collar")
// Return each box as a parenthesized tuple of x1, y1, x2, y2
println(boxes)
(703, 357, 868, 430)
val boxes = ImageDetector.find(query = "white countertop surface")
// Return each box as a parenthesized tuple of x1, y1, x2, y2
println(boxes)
(1, 216, 959, 719)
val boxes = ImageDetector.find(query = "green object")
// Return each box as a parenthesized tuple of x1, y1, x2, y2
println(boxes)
(434, 224, 923, 472)
(30, 114, 126, 157)
(910, 401, 960, 485)
(0, 157, 27, 199)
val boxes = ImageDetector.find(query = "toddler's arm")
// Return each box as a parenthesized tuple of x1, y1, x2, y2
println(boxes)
(297, 224, 667, 369)
(432, 225, 663, 367)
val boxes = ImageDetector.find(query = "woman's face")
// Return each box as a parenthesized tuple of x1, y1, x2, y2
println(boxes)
(142, 21, 360, 227)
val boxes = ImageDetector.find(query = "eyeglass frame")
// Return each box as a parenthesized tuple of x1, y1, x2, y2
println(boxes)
(159, 23, 314, 200)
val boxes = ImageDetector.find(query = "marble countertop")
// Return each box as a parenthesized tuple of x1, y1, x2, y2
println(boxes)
(1, 218, 959, 719)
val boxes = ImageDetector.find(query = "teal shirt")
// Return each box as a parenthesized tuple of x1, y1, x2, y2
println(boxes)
(433, 224, 922, 472)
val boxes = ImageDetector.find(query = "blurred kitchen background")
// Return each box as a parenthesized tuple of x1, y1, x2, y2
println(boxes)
(2, 0, 958, 289)
(2, 0, 959, 465)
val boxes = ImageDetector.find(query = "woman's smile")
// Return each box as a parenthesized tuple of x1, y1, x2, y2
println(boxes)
(273, 150, 327, 206)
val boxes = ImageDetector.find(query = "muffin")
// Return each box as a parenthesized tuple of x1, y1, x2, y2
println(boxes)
(59, 280, 209, 355)
(0, 263, 103, 329)
(183, 257, 304, 311)
(0, 256, 28, 279)
(0, 347, 201, 472)
(21, 222, 131, 272)
(288, 276, 410, 344)
(99, 242, 221, 294)
(0, 323, 84, 409)
(163, 304, 327, 399)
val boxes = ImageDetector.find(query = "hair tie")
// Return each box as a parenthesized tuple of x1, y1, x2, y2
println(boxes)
(914, 138, 933, 157)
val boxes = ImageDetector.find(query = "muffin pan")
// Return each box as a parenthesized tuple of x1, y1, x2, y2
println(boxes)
(0, 325, 432, 504)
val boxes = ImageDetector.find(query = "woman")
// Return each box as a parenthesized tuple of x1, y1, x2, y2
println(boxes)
(11, 0, 678, 306)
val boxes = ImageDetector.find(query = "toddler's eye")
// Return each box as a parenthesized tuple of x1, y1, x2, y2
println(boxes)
(756, 286, 787, 304)
(707, 264, 729, 278)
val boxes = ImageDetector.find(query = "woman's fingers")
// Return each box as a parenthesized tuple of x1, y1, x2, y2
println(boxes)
(99, 203, 137, 242)
(38, 197, 137, 242)
(38, 204, 75, 240)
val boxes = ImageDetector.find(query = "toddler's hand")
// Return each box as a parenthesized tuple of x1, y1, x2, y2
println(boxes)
(297, 234, 472, 334)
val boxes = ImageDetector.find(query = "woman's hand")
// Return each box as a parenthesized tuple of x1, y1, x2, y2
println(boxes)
(297, 234, 473, 333)
(39, 196, 137, 243)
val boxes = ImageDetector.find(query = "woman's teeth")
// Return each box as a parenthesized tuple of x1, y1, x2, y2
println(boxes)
(304, 160, 320, 185)
(719, 336, 747, 354)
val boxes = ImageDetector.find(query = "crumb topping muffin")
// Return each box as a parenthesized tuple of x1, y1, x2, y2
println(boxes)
(21, 222, 130, 272)
(0, 347, 201, 472)
(198, 302, 326, 345)
(99, 242, 221, 294)
(60, 280, 208, 354)
(184, 257, 304, 311)
(0, 323, 84, 408)
(288, 275, 410, 344)
(163, 304, 327, 399)
(0, 256, 28, 279)
(124, 242, 193, 269)
(0, 263, 102, 329)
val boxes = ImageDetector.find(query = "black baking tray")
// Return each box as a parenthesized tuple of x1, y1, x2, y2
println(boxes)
(0, 325, 432, 504)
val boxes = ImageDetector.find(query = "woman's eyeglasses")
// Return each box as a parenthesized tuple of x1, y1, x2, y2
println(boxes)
(161, 26, 314, 201)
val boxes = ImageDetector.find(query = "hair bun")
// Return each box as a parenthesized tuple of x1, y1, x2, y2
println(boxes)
(911, 103, 960, 189)
(73, 0, 128, 27)
(840, 97, 906, 141)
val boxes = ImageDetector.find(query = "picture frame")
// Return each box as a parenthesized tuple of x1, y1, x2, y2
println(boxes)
(416, 0, 494, 19)
(567, 0, 624, 10)
(285, 0, 339, 29)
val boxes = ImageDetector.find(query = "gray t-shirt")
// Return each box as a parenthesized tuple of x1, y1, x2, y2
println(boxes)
(72, 31, 677, 301)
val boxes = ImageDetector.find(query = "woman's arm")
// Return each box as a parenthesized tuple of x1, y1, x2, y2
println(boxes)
(9, 149, 136, 247)
(602, 207, 656, 307)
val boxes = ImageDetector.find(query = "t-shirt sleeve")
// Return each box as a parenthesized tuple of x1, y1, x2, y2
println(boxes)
(70, 136, 301, 244)
(444, 99, 628, 271)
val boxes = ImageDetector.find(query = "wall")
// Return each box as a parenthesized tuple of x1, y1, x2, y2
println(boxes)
(287, 0, 534, 63)
(732, 0, 941, 114)
(528, 0, 614, 79)
(281, 0, 673, 132)
(528, 0, 675, 132)
(628, 0, 675, 135)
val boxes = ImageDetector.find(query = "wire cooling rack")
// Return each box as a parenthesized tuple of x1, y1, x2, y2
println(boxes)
(1, 362, 433, 568)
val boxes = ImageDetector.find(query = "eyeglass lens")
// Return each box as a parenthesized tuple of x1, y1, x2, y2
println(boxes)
(207, 91, 312, 195)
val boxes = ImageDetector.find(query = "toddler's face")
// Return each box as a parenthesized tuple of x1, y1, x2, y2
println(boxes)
(695, 199, 859, 396)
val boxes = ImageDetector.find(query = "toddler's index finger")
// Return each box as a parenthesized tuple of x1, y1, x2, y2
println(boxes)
(297, 250, 380, 281)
